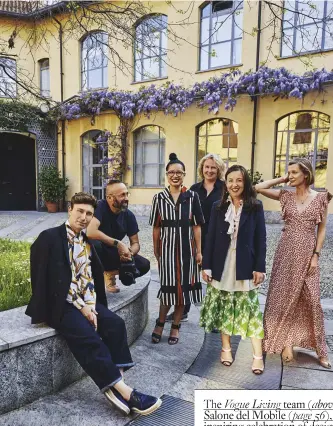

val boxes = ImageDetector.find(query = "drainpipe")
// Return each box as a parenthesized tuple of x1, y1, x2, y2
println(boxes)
(53, 15, 66, 208)
(250, 0, 262, 175)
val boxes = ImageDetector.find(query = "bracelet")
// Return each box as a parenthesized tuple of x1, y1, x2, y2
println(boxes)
(313, 251, 320, 257)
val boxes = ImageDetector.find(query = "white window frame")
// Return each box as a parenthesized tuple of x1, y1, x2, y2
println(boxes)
(199, 1, 243, 71)
(81, 32, 108, 91)
(281, 0, 333, 57)
(39, 59, 50, 98)
(133, 126, 165, 187)
(0, 58, 17, 98)
(134, 15, 167, 82)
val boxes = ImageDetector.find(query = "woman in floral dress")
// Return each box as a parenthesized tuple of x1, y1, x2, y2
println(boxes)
(256, 158, 331, 369)
(200, 165, 266, 374)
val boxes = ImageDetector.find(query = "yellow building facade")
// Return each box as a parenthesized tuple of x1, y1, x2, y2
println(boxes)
(1, 1, 332, 213)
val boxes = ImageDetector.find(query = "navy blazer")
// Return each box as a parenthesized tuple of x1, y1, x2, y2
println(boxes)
(26, 223, 107, 327)
(202, 200, 266, 281)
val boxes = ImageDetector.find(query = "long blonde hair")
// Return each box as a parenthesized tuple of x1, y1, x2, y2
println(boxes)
(197, 153, 226, 181)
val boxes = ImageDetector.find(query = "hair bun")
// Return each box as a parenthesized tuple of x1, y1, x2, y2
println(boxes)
(169, 153, 178, 161)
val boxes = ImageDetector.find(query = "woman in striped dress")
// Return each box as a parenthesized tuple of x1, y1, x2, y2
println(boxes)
(150, 153, 205, 345)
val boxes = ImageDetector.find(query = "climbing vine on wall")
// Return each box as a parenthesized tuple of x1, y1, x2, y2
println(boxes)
(0, 100, 55, 134)
(56, 66, 333, 181)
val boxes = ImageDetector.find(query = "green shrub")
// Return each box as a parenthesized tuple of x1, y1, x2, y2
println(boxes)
(39, 165, 69, 203)
(0, 239, 32, 312)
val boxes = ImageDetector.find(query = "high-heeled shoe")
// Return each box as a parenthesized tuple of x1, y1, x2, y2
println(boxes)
(252, 354, 264, 375)
(151, 320, 165, 344)
(168, 323, 181, 345)
(220, 347, 233, 366)
(319, 357, 332, 369)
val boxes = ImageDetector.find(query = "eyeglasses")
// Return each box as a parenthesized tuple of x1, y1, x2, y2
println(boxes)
(166, 171, 185, 177)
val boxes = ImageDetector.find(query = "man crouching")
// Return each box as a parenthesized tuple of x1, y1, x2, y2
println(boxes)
(26, 192, 161, 416)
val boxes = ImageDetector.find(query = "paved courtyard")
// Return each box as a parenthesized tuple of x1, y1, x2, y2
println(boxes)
(0, 211, 332, 425)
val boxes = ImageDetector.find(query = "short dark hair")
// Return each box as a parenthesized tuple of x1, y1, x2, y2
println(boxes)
(106, 179, 121, 187)
(70, 192, 97, 209)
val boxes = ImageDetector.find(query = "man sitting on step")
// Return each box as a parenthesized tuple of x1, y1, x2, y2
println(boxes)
(87, 179, 150, 293)
(26, 192, 161, 416)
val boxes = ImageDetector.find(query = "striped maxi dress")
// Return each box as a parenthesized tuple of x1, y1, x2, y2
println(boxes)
(149, 187, 205, 306)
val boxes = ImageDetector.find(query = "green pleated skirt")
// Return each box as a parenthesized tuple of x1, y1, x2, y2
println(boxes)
(199, 285, 264, 339)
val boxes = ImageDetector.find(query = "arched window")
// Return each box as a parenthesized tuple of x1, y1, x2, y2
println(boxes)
(199, 1, 243, 70)
(134, 15, 167, 82)
(275, 111, 330, 189)
(82, 130, 106, 200)
(0, 58, 16, 98)
(81, 32, 108, 90)
(197, 118, 238, 170)
(39, 59, 50, 97)
(281, 0, 333, 57)
(133, 126, 165, 186)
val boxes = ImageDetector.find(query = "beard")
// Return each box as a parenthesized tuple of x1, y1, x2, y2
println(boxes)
(113, 199, 128, 211)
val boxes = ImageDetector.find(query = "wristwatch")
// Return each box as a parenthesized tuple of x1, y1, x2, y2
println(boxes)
(113, 239, 119, 247)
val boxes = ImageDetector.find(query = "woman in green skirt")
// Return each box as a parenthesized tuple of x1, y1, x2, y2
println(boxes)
(200, 165, 266, 374)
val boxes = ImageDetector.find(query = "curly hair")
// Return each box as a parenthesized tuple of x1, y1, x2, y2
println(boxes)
(197, 153, 226, 181)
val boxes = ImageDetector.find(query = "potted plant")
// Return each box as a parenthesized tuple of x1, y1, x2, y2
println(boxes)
(39, 166, 69, 213)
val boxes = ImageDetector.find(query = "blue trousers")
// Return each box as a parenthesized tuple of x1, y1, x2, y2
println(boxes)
(56, 302, 134, 391)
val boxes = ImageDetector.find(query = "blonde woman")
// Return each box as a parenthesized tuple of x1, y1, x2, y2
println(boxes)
(256, 158, 331, 369)
(165, 153, 226, 323)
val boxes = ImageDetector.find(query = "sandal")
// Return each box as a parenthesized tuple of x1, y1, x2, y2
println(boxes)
(319, 357, 332, 369)
(252, 354, 264, 375)
(220, 347, 233, 366)
(168, 323, 181, 345)
(151, 320, 165, 344)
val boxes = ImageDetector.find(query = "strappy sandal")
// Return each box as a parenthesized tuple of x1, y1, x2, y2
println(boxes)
(252, 354, 264, 375)
(220, 347, 233, 366)
(319, 357, 332, 369)
(168, 323, 181, 345)
(151, 320, 165, 344)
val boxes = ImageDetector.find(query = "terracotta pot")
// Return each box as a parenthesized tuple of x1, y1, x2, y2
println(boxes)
(45, 201, 59, 213)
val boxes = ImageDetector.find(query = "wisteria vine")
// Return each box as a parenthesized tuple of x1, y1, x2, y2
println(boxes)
(59, 66, 333, 180)
(59, 67, 333, 121)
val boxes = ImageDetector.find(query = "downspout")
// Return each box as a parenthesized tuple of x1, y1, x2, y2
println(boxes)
(53, 16, 66, 208)
(250, 0, 262, 175)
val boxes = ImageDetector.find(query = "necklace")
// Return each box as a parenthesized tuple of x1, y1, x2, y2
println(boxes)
(297, 191, 310, 204)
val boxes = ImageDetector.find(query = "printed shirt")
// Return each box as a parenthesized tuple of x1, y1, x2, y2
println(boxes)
(65, 220, 96, 309)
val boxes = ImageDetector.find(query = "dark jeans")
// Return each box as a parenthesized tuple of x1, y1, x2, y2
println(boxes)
(57, 302, 134, 391)
(92, 241, 150, 276)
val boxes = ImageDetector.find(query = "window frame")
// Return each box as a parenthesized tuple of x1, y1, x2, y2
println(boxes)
(133, 14, 168, 83)
(81, 32, 108, 91)
(82, 130, 107, 200)
(280, 0, 333, 57)
(274, 111, 330, 190)
(39, 58, 50, 98)
(0, 57, 17, 98)
(199, 1, 243, 71)
(196, 118, 238, 180)
(133, 125, 165, 187)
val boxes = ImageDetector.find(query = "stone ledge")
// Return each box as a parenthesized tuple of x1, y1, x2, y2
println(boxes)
(0, 273, 150, 415)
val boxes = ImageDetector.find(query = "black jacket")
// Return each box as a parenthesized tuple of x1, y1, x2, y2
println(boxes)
(25, 223, 107, 327)
(202, 200, 266, 281)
